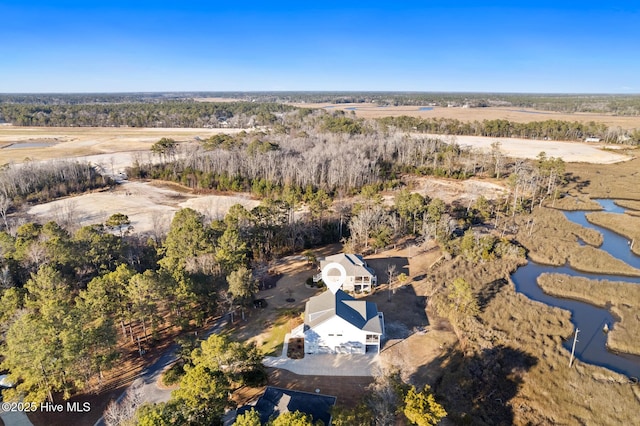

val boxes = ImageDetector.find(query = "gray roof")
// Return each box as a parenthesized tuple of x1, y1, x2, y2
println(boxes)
(236, 386, 336, 425)
(320, 253, 376, 278)
(305, 289, 383, 334)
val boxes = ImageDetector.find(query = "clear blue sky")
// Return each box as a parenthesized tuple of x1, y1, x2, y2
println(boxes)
(1, 1, 639, 93)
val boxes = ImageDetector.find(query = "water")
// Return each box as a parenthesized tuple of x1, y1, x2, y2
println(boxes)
(563, 199, 640, 270)
(511, 199, 640, 378)
(418, 107, 434, 111)
(3, 141, 55, 149)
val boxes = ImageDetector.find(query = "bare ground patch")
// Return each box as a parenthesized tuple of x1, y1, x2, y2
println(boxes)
(406, 176, 508, 205)
(431, 134, 631, 164)
(26, 181, 260, 235)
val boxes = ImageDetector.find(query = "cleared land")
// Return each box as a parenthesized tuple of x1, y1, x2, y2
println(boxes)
(537, 273, 640, 356)
(27, 181, 260, 235)
(1, 126, 632, 169)
(426, 133, 630, 164)
(0, 126, 245, 164)
(406, 176, 507, 205)
(586, 212, 640, 255)
(293, 103, 640, 129)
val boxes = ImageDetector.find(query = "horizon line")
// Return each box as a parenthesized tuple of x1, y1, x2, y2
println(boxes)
(1, 90, 640, 96)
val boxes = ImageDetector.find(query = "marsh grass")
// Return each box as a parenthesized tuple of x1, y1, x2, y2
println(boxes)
(514, 207, 602, 265)
(615, 199, 640, 211)
(565, 157, 640, 200)
(586, 212, 640, 256)
(537, 273, 640, 356)
(426, 256, 639, 425)
(552, 195, 603, 211)
(568, 245, 640, 276)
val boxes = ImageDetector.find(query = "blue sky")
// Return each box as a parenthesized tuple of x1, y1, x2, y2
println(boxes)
(1, 1, 639, 93)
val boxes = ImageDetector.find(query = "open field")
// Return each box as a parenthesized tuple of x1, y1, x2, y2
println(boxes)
(0, 126, 245, 164)
(26, 181, 260, 235)
(292, 103, 640, 129)
(428, 133, 632, 164)
(586, 212, 640, 255)
(537, 273, 640, 356)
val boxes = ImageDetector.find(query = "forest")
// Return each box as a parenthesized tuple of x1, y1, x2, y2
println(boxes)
(4, 92, 640, 115)
(378, 115, 640, 143)
(0, 101, 293, 128)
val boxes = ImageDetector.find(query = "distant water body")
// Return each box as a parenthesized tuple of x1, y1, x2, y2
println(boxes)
(2, 141, 55, 149)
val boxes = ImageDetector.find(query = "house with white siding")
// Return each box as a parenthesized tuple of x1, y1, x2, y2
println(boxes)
(294, 288, 384, 354)
(314, 253, 377, 293)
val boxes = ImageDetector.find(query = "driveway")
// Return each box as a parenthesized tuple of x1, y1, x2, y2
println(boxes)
(263, 334, 380, 376)
(93, 316, 228, 426)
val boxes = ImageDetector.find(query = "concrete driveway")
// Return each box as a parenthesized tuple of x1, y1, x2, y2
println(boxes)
(263, 335, 380, 376)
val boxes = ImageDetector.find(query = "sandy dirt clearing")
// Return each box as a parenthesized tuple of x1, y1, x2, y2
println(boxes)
(427, 134, 631, 164)
(398, 177, 508, 205)
(27, 181, 260, 235)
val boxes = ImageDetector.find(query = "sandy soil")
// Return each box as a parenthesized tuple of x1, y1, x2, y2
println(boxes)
(429, 134, 630, 164)
(293, 103, 640, 130)
(403, 177, 507, 205)
(27, 181, 260, 235)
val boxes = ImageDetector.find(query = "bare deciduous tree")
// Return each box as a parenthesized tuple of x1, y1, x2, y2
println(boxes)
(103, 379, 143, 426)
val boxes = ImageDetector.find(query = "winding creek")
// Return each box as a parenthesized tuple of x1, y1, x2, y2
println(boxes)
(511, 199, 640, 378)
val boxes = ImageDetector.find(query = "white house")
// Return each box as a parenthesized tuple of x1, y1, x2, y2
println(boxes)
(295, 289, 384, 354)
(314, 253, 377, 293)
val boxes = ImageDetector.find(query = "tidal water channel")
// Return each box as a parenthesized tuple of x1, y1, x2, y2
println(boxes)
(511, 199, 640, 378)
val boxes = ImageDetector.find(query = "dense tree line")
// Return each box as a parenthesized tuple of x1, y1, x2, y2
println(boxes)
(129, 125, 489, 200)
(378, 115, 639, 143)
(0, 160, 112, 206)
(0, 101, 294, 128)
